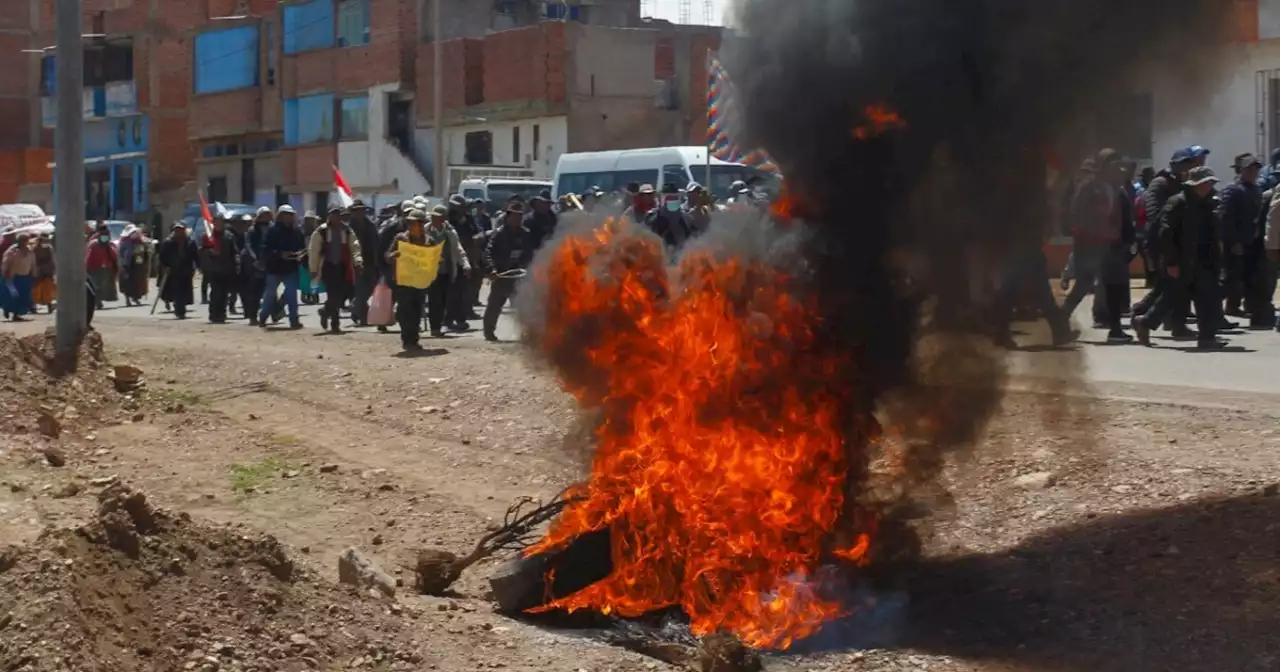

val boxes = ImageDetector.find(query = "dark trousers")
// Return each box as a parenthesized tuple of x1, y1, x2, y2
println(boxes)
(447, 271, 472, 324)
(465, 241, 485, 306)
(425, 274, 451, 334)
(395, 287, 425, 346)
(321, 263, 352, 327)
(351, 268, 377, 325)
(201, 275, 209, 303)
(1224, 253, 1246, 313)
(1061, 246, 1125, 331)
(1144, 271, 1220, 342)
(1243, 241, 1275, 324)
(208, 273, 234, 322)
(484, 277, 517, 336)
(994, 249, 1069, 338)
(241, 274, 264, 324)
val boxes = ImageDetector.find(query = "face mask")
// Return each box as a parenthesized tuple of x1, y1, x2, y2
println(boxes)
(98, 235, 110, 244)
(665, 200, 682, 212)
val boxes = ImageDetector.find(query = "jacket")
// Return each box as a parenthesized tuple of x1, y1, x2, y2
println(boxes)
(308, 222, 363, 281)
(1215, 178, 1263, 250)
(246, 222, 271, 273)
(424, 223, 470, 281)
(376, 218, 405, 281)
(1068, 177, 1121, 246)
(348, 215, 380, 271)
(198, 227, 240, 277)
(1142, 171, 1180, 256)
(644, 209, 693, 249)
(523, 210, 558, 248)
(1160, 190, 1221, 276)
(448, 211, 479, 241)
(85, 241, 118, 272)
(484, 224, 535, 274)
(262, 221, 306, 276)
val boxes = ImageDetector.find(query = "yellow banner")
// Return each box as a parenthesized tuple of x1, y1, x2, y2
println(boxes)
(396, 241, 444, 290)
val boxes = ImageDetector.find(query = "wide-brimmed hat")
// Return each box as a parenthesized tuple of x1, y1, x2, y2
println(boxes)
(405, 209, 427, 222)
(505, 200, 527, 215)
(276, 204, 296, 216)
(326, 205, 344, 215)
(637, 183, 656, 195)
(430, 204, 448, 217)
(256, 206, 274, 218)
(1184, 166, 1219, 186)
(348, 199, 368, 211)
(448, 194, 468, 207)
(1235, 153, 1263, 170)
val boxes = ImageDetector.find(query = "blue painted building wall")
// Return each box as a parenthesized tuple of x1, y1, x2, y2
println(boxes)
(194, 25, 261, 94)
(52, 115, 150, 218)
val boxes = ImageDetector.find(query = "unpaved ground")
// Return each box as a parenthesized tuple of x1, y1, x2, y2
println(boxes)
(2, 316, 1279, 672)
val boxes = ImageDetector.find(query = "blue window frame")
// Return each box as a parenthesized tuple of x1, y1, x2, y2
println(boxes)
(194, 25, 260, 94)
(284, 93, 336, 145)
(339, 96, 369, 140)
(283, 0, 335, 55)
(337, 0, 371, 47)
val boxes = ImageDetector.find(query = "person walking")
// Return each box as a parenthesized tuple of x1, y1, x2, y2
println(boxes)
(199, 213, 240, 324)
(1, 234, 36, 321)
(85, 223, 119, 309)
(117, 225, 151, 307)
(386, 209, 430, 350)
(308, 205, 363, 334)
(483, 201, 535, 342)
(241, 208, 273, 326)
(157, 224, 199, 319)
(525, 192, 559, 249)
(31, 233, 56, 314)
(424, 204, 470, 338)
(645, 183, 694, 252)
(445, 194, 481, 331)
(258, 205, 305, 330)
(1060, 152, 1133, 343)
(1132, 149, 1198, 338)
(346, 199, 380, 327)
(1133, 167, 1229, 349)
(1217, 153, 1265, 321)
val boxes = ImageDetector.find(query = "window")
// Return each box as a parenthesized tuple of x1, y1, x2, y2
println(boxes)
(284, 93, 336, 145)
(194, 26, 260, 94)
(556, 170, 658, 199)
(339, 96, 369, 140)
(314, 191, 330, 215)
(114, 164, 135, 214)
(241, 159, 255, 203)
(661, 164, 689, 192)
(40, 55, 56, 96)
(465, 131, 493, 164)
(283, 0, 334, 55)
(533, 124, 540, 161)
(337, 0, 371, 47)
(207, 176, 229, 203)
(512, 127, 521, 164)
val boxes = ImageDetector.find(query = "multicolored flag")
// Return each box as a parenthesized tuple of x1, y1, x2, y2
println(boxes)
(706, 54, 778, 174)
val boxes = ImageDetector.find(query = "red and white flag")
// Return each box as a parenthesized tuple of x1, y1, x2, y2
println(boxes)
(333, 165, 354, 209)
(198, 190, 216, 245)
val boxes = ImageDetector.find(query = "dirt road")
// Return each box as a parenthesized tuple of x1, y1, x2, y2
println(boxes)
(3, 314, 1279, 672)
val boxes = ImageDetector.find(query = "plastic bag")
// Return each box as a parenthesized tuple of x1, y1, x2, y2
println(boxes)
(368, 280, 394, 326)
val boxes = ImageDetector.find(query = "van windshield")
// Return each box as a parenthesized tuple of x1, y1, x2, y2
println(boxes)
(701, 165, 780, 201)
(485, 182, 551, 206)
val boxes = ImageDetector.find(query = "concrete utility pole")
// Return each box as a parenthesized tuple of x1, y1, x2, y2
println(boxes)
(54, 0, 87, 359)
(432, 0, 445, 196)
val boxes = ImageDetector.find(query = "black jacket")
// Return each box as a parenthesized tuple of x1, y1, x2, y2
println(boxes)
(1215, 178, 1263, 250)
(1160, 190, 1222, 276)
(448, 211, 479, 242)
(348, 215, 381, 271)
(199, 227, 240, 277)
(1142, 171, 1180, 257)
(262, 221, 306, 276)
(484, 224, 535, 274)
(376, 218, 405, 282)
(644, 209, 693, 249)
(523, 210, 558, 248)
(246, 222, 271, 273)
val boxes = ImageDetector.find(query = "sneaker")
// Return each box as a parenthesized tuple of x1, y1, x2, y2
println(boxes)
(484, 332, 499, 342)
(320, 313, 329, 330)
(1170, 329, 1199, 341)
(430, 329, 446, 338)
(1106, 330, 1134, 344)
(1196, 338, 1228, 350)
(1214, 319, 1239, 330)
(448, 321, 470, 332)
(288, 322, 303, 330)
(403, 342, 423, 351)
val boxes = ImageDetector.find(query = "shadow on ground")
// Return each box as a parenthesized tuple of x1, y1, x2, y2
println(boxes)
(806, 494, 1280, 672)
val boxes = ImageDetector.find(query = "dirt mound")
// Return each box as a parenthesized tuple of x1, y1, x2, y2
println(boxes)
(0, 483, 425, 672)
(0, 330, 119, 427)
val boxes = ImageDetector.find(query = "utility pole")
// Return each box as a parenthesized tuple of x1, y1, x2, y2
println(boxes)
(54, 0, 86, 359)
(432, 0, 445, 197)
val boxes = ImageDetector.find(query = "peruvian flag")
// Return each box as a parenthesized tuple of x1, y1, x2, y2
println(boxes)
(333, 165, 354, 209)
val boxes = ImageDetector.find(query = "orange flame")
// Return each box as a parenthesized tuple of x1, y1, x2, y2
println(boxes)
(852, 104, 906, 140)
(525, 218, 875, 650)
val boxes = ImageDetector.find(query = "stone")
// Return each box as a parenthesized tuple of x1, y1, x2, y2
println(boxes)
(90, 475, 120, 487)
(42, 448, 66, 468)
(36, 412, 61, 439)
(1013, 472, 1057, 490)
(51, 482, 82, 499)
(131, 412, 146, 423)
(319, 464, 339, 473)
(337, 547, 396, 597)
(1263, 483, 1279, 497)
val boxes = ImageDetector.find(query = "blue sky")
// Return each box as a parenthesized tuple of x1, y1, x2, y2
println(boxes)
(647, 0, 728, 25)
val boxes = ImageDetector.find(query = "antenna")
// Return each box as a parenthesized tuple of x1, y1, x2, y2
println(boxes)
(640, 0, 654, 18)
(702, 0, 715, 24)
(678, 0, 691, 24)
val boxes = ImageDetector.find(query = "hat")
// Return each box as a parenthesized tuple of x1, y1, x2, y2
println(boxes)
(1078, 158, 1098, 173)
(505, 200, 527, 215)
(122, 224, 138, 238)
(305, 210, 320, 219)
(256, 206, 274, 218)
(348, 199, 368, 211)
(448, 194, 468, 207)
(1095, 148, 1120, 166)
(588, 185, 604, 197)
(430, 204, 448, 217)
(637, 183, 656, 195)
(531, 193, 551, 203)
(1235, 153, 1263, 170)
(276, 204, 296, 216)
(172, 223, 187, 231)
(240, 213, 253, 221)
(326, 205, 344, 215)
(1184, 166, 1219, 186)
(508, 194, 526, 203)
(1188, 145, 1210, 158)
(685, 181, 705, 193)
(405, 209, 427, 222)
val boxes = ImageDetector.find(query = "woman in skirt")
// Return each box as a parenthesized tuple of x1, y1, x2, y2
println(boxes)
(117, 225, 151, 307)
(31, 233, 56, 312)
(1, 233, 37, 321)
(84, 223, 119, 308)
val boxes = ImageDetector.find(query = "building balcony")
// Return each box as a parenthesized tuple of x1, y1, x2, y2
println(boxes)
(41, 82, 138, 127)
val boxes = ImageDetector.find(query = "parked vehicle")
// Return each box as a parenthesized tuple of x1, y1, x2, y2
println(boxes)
(457, 178, 553, 210)
(552, 146, 775, 201)
(179, 203, 259, 241)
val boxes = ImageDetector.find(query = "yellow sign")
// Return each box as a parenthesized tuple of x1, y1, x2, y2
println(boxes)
(396, 241, 444, 289)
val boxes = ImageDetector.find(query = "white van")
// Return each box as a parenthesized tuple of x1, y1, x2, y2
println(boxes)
(456, 177, 553, 209)
(552, 146, 775, 201)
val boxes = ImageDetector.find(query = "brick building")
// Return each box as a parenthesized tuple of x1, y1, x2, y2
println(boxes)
(14, 0, 722, 223)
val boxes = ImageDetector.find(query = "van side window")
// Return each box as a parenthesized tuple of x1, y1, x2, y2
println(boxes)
(463, 189, 484, 200)
(661, 164, 690, 192)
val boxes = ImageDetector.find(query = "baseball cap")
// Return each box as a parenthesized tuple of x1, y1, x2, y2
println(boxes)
(405, 209, 427, 222)
(276, 204, 296, 216)
(1184, 166, 1219, 186)
(1188, 145, 1210, 158)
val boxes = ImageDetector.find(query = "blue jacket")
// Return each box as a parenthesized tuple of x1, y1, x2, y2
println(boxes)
(262, 221, 306, 276)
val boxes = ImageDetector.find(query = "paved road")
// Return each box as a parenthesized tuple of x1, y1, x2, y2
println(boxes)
(25, 278, 1280, 400)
